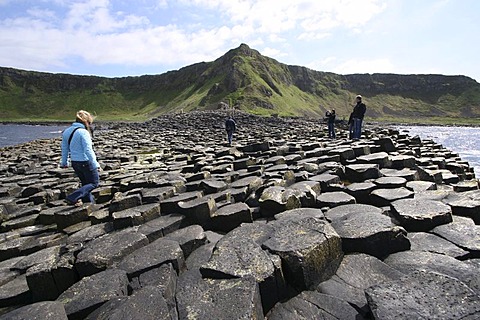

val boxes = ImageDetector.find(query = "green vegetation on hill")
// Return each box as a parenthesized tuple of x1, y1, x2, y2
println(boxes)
(1, 44, 479, 123)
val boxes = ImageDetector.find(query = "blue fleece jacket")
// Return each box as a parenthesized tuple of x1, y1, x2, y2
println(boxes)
(61, 122, 100, 168)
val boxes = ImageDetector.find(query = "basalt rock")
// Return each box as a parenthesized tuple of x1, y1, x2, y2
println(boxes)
(317, 253, 404, 313)
(0, 111, 479, 318)
(365, 270, 480, 319)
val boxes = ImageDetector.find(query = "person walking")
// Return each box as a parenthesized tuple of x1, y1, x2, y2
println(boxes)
(61, 110, 100, 206)
(225, 116, 236, 146)
(325, 109, 336, 139)
(352, 95, 366, 140)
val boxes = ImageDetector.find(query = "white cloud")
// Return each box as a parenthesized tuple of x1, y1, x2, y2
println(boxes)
(332, 58, 395, 75)
(260, 47, 288, 60)
(0, 0, 388, 74)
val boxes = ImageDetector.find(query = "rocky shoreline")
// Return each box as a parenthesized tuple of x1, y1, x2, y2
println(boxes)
(0, 110, 479, 319)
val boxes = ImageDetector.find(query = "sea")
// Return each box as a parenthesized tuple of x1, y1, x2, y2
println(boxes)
(396, 125, 480, 177)
(0, 123, 68, 148)
(0, 123, 479, 177)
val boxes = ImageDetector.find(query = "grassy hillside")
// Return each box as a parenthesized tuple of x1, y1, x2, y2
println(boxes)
(1, 44, 480, 124)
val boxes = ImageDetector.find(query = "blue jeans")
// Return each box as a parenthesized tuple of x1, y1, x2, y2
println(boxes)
(67, 161, 99, 203)
(327, 122, 335, 138)
(227, 130, 234, 145)
(353, 118, 363, 139)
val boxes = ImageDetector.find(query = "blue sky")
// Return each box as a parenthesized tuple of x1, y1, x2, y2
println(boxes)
(0, 0, 479, 82)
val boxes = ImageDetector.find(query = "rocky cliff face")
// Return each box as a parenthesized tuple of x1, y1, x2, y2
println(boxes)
(1, 44, 479, 120)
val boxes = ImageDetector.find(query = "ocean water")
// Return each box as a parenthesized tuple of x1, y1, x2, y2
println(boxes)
(0, 124, 67, 148)
(396, 125, 480, 177)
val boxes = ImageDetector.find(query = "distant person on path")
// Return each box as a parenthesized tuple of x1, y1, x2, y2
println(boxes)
(347, 112, 354, 139)
(325, 109, 336, 139)
(61, 110, 100, 206)
(225, 116, 236, 146)
(352, 95, 366, 140)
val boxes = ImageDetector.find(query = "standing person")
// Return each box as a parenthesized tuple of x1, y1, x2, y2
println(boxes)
(347, 112, 354, 139)
(325, 109, 336, 139)
(61, 110, 100, 206)
(225, 116, 236, 146)
(352, 95, 366, 140)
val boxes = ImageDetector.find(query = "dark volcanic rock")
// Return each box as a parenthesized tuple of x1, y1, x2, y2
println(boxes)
(345, 164, 381, 182)
(209, 202, 252, 232)
(164, 224, 207, 258)
(86, 285, 176, 320)
(176, 276, 264, 320)
(384, 250, 480, 295)
(263, 217, 343, 291)
(200, 222, 286, 312)
(407, 232, 469, 259)
(329, 205, 410, 258)
(317, 253, 404, 312)
(1, 111, 480, 319)
(365, 270, 480, 319)
(432, 216, 480, 257)
(116, 238, 184, 278)
(0, 301, 68, 320)
(267, 290, 363, 320)
(56, 268, 128, 320)
(369, 187, 414, 207)
(390, 198, 452, 231)
(75, 228, 149, 277)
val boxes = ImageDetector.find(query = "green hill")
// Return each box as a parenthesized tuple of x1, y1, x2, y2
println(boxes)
(1, 43, 479, 124)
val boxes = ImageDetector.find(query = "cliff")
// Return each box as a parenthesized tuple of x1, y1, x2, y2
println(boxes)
(1, 43, 479, 122)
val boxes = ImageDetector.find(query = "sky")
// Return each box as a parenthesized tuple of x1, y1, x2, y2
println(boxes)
(0, 0, 479, 82)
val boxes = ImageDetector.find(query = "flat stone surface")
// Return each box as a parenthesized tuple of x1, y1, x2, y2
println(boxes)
(274, 207, 325, 221)
(0, 301, 68, 320)
(164, 224, 206, 259)
(67, 222, 114, 245)
(200, 222, 285, 311)
(369, 187, 414, 207)
(209, 202, 252, 232)
(116, 238, 184, 278)
(0, 274, 31, 308)
(432, 216, 480, 257)
(137, 214, 185, 242)
(407, 232, 469, 258)
(176, 276, 264, 320)
(384, 250, 480, 295)
(112, 203, 161, 229)
(447, 198, 480, 224)
(330, 209, 410, 258)
(390, 198, 452, 231)
(325, 204, 383, 223)
(259, 186, 301, 217)
(365, 270, 480, 319)
(86, 285, 175, 320)
(317, 253, 404, 311)
(373, 176, 407, 189)
(316, 191, 356, 209)
(56, 268, 128, 320)
(263, 217, 343, 291)
(406, 180, 437, 193)
(267, 290, 363, 320)
(75, 228, 149, 277)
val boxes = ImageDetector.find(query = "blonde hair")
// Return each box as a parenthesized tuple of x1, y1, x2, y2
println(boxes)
(76, 110, 94, 125)
(76, 110, 96, 136)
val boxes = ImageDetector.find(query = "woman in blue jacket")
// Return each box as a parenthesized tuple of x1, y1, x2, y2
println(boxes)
(61, 110, 100, 206)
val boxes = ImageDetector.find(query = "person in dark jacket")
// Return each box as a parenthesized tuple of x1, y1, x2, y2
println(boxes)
(325, 109, 336, 139)
(61, 110, 100, 206)
(225, 116, 236, 146)
(352, 95, 366, 140)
